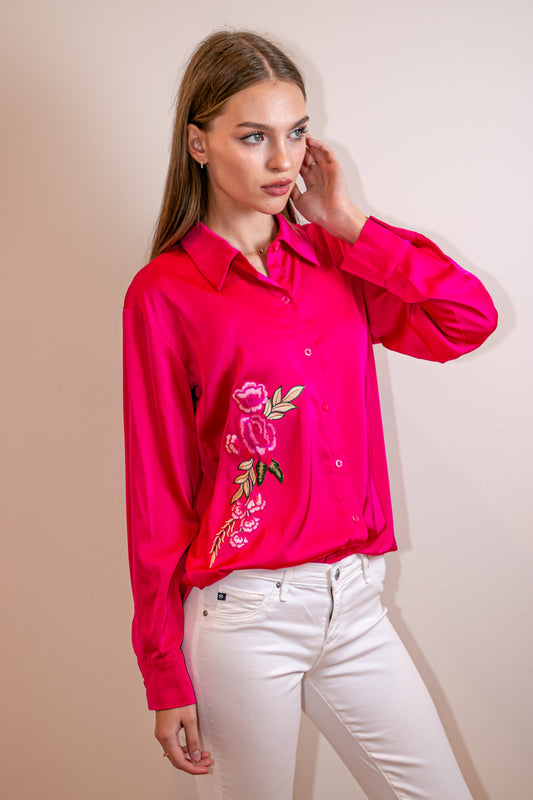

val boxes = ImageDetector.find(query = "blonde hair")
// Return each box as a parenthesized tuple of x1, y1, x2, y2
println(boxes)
(150, 31, 306, 259)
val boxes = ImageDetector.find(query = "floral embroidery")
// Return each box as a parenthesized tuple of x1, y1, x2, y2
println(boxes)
(225, 434, 241, 455)
(233, 381, 269, 413)
(210, 381, 305, 566)
(239, 414, 276, 462)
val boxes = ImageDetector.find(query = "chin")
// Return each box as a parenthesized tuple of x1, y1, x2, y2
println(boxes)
(261, 198, 290, 216)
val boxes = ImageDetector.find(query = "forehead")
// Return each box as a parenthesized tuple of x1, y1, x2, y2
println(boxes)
(214, 80, 306, 127)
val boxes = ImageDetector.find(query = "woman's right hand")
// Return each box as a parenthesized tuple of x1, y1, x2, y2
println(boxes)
(155, 704, 213, 774)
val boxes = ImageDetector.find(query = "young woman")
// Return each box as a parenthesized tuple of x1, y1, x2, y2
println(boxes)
(122, 30, 497, 799)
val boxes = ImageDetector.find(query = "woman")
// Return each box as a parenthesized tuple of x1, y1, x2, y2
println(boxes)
(122, 30, 497, 799)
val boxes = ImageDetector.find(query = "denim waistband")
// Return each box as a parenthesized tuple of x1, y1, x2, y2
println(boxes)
(214, 553, 383, 593)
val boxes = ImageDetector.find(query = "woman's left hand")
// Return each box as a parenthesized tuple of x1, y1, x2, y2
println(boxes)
(291, 136, 368, 244)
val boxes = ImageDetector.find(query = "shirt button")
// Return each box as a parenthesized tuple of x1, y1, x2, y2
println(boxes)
(322, 403, 329, 412)
(352, 514, 360, 522)
(281, 295, 291, 304)
(335, 459, 343, 468)
(304, 348, 312, 357)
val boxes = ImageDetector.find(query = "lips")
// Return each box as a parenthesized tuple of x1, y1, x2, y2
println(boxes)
(261, 180, 292, 197)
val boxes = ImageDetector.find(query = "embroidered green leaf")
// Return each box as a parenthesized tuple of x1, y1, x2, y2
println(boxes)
(273, 386, 283, 406)
(268, 460, 284, 483)
(263, 398, 272, 417)
(267, 412, 284, 420)
(282, 385, 305, 403)
(256, 460, 268, 485)
(238, 458, 254, 470)
(230, 486, 244, 504)
(272, 402, 296, 414)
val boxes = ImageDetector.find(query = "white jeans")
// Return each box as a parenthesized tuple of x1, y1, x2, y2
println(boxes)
(182, 553, 473, 800)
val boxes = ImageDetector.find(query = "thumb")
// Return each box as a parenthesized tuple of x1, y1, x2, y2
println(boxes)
(183, 719, 202, 763)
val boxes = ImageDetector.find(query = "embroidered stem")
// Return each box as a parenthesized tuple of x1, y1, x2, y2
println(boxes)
(209, 518, 235, 567)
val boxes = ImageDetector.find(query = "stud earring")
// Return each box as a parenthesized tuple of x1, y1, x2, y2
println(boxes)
(200, 160, 204, 169)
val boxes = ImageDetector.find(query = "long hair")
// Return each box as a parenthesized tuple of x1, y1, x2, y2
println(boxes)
(150, 31, 306, 259)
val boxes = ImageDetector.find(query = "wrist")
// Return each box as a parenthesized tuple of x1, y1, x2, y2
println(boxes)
(333, 205, 368, 245)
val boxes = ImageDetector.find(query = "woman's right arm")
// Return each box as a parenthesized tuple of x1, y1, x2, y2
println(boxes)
(122, 304, 211, 772)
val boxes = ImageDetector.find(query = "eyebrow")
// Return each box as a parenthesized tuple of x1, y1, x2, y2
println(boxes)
(235, 116, 310, 131)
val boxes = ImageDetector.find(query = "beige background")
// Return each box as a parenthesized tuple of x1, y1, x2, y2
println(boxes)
(2, 0, 532, 798)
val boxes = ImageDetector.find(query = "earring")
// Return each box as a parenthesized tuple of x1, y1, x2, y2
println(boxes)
(200, 160, 204, 169)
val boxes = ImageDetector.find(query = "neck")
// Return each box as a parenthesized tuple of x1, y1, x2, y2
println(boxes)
(204, 207, 279, 255)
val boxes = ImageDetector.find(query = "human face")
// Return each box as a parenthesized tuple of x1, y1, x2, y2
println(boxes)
(189, 80, 308, 223)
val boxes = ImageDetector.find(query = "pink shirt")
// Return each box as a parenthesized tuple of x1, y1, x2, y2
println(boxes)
(122, 214, 497, 709)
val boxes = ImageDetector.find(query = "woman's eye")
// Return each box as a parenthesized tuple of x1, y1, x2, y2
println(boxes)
(241, 132, 265, 144)
(290, 127, 309, 140)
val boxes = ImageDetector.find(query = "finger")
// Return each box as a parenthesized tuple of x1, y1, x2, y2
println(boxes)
(301, 157, 320, 171)
(183, 717, 204, 765)
(161, 740, 212, 775)
(157, 726, 212, 774)
(181, 744, 212, 765)
(303, 144, 321, 169)
(305, 136, 336, 163)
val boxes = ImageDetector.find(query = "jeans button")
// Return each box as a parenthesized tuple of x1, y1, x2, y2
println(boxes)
(334, 568, 340, 580)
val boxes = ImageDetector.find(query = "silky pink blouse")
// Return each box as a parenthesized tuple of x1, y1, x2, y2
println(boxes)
(122, 214, 497, 709)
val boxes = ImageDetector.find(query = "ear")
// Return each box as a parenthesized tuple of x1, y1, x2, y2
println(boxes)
(187, 124, 208, 166)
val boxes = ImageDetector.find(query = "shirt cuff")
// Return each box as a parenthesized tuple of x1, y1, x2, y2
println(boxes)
(140, 651, 197, 710)
(340, 216, 411, 289)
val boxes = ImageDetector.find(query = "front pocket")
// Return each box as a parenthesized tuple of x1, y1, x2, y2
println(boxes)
(208, 581, 276, 619)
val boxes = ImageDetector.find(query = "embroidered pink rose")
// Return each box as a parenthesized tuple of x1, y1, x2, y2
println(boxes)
(242, 516, 260, 533)
(247, 493, 266, 514)
(232, 381, 268, 413)
(231, 501, 247, 520)
(239, 414, 277, 462)
(225, 434, 241, 455)
(229, 531, 249, 549)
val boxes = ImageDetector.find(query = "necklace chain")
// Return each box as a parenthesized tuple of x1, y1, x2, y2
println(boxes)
(242, 246, 266, 256)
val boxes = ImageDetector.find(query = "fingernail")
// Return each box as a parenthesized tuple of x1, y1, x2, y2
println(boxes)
(192, 750, 202, 762)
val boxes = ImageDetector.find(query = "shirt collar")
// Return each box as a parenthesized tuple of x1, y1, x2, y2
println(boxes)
(180, 214, 319, 291)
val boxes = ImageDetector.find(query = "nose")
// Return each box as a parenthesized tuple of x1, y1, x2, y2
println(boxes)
(267, 139, 292, 172)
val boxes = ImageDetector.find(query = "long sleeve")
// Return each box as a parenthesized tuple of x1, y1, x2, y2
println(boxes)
(122, 307, 200, 710)
(309, 216, 498, 362)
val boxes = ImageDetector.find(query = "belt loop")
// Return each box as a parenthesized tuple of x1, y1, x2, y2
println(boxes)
(361, 554, 371, 583)
(279, 567, 294, 601)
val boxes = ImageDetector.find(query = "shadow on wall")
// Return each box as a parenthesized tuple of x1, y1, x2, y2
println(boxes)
(287, 43, 503, 800)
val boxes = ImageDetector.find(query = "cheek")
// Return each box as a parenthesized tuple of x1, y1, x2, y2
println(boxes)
(217, 149, 263, 185)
